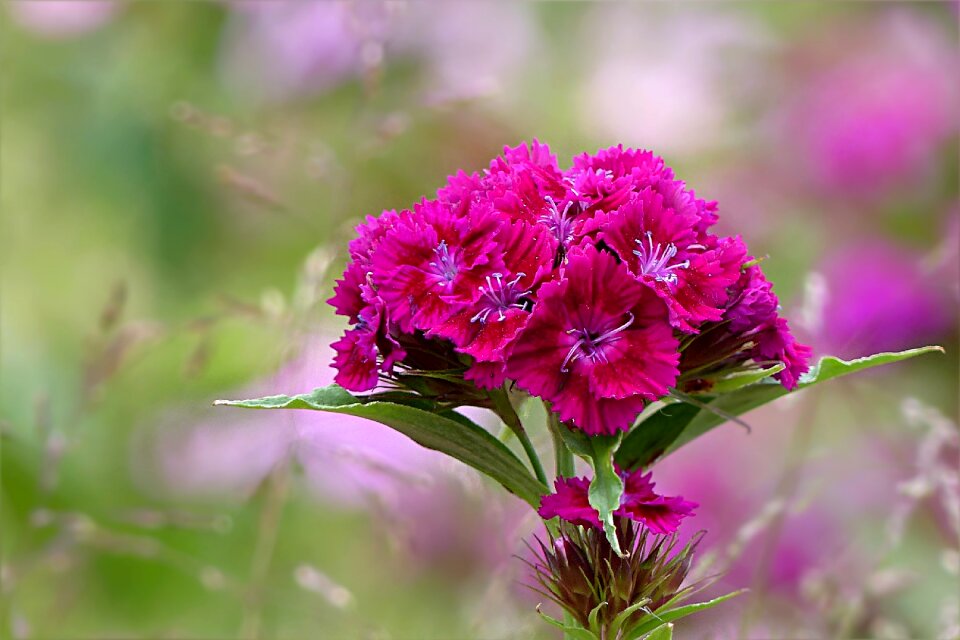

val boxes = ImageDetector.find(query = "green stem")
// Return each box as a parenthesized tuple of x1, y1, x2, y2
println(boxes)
(490, 388, 548, 487)
(547, 410, 575, 478)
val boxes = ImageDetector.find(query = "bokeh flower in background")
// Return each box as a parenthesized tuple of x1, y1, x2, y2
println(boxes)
(815, 240, 955, 359)
(577, 5, 772, 156)
(218, 0, 539, 104)
(218, 1, 393, 102)
(7, 0, 118, 38)
(143, 336, 530, 582)
(781, 11, 959, 200)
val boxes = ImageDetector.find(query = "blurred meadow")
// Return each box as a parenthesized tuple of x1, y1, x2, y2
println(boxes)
(1, 2, 958, 639)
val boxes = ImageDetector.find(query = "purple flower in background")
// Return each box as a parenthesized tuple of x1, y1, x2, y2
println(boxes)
(652, 410, 891, 596)
(784, 12, 959, 199)
(577, 5, 772, 156)
(219, 0, 539, 103)
(219, 1, 391, 101)
(8, 0, 118, 38)
(817, 240, 953, 358)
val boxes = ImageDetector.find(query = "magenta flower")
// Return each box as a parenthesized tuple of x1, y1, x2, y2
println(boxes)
(818, 240, 953, 358)
(539, 468, 697, 535)
(433, 220, 557, 388)
(331, 299, 405, 392)
(328, 140, 810, 428)
(727, 265, 811, 389)
(681, 263, 811, 390)
(599, 189, 747, 332)
(783, 13, 958, 199)
(506, 246, 680, 435)
(369, 199, 503, 335)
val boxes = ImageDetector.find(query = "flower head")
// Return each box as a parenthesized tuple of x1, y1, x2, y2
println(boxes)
(370, 199, 503, 334)
(538, 467, 697, 534)
(329, 140, 810, 426)
(599, 189, 747, 332)
(527, 519, 704, 633)
(680, 262, 811, 390)
(507, 246, 680, 435)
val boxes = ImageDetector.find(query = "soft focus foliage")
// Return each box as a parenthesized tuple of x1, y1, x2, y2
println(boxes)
(2, 2, 957, 639)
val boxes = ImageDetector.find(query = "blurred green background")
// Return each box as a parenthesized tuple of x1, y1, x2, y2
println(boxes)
(2, 2, 957, 639)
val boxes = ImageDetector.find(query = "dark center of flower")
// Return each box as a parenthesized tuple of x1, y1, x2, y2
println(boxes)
(470, 272, 531, 324)
(429, 240, 459, 283)
(561, 312, 635, 373)
(633, 231, 689, 285)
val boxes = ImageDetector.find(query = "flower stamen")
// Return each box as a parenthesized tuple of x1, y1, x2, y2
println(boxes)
(561, 312, 635, 372)
(633, 231, 689, 285)
(470, 272, 532, 324)
(429, 240, 458, 283)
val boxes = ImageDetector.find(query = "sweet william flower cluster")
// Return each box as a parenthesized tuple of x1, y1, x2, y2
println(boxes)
(329, 141, 811, 436)
(223, 140, 936, 636)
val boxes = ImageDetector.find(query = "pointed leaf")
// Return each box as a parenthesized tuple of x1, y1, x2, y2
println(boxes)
(645, 623, 674, 640)
(624, 590, 746, 639)
(216, 385, 548, 508)
(617, 347, 943, 470)
(608, 598, 651, 637)
(555, 420, 595, 458)
(586, 434, 625, 557)
(587, 601, 607, 636)
(705, 363, 784, 394)
(536, 607, 599, 640)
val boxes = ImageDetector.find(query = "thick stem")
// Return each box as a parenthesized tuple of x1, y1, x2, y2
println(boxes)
(490, 387, 548, 487)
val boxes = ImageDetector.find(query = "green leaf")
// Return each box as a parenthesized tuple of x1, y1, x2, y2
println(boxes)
(624, 590, 745, 640)
(586, 434, 625, 557)
(645, 623, 674, 640)
(216, 385, 549, 508)
(536, 607, 599, 640)
(587, 602, 607, 636)
(608, 599, 651, 638)
(705, 363, 784, 393)
(613, 404, 698, 471)
(554, 419, 595, 458)
(616, 347, 943, 471)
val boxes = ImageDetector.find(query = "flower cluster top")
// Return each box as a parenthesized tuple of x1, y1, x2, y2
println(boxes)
(329, 142, 811, 435)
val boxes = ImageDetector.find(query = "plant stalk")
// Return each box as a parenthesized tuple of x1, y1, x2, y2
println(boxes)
(490, 387, 548, 486)
(547, 410, 575, 479)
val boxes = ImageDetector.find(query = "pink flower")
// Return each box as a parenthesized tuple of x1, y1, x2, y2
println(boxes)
(369, 199, 502, 336)
(599, 189, 747, 332)
(783, 12, 959, 199)
(433, 220, 557, 388)
(8, 0, 118, 38)
(331, 299, 405, 392)
(682, 263, 811, 390)
(817, 240, 953, 358)
(506, 246, 680, 435)
(538, 468, 697, 534)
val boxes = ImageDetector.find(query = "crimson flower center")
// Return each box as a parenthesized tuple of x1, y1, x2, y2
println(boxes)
(560, 312, 635, 373)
